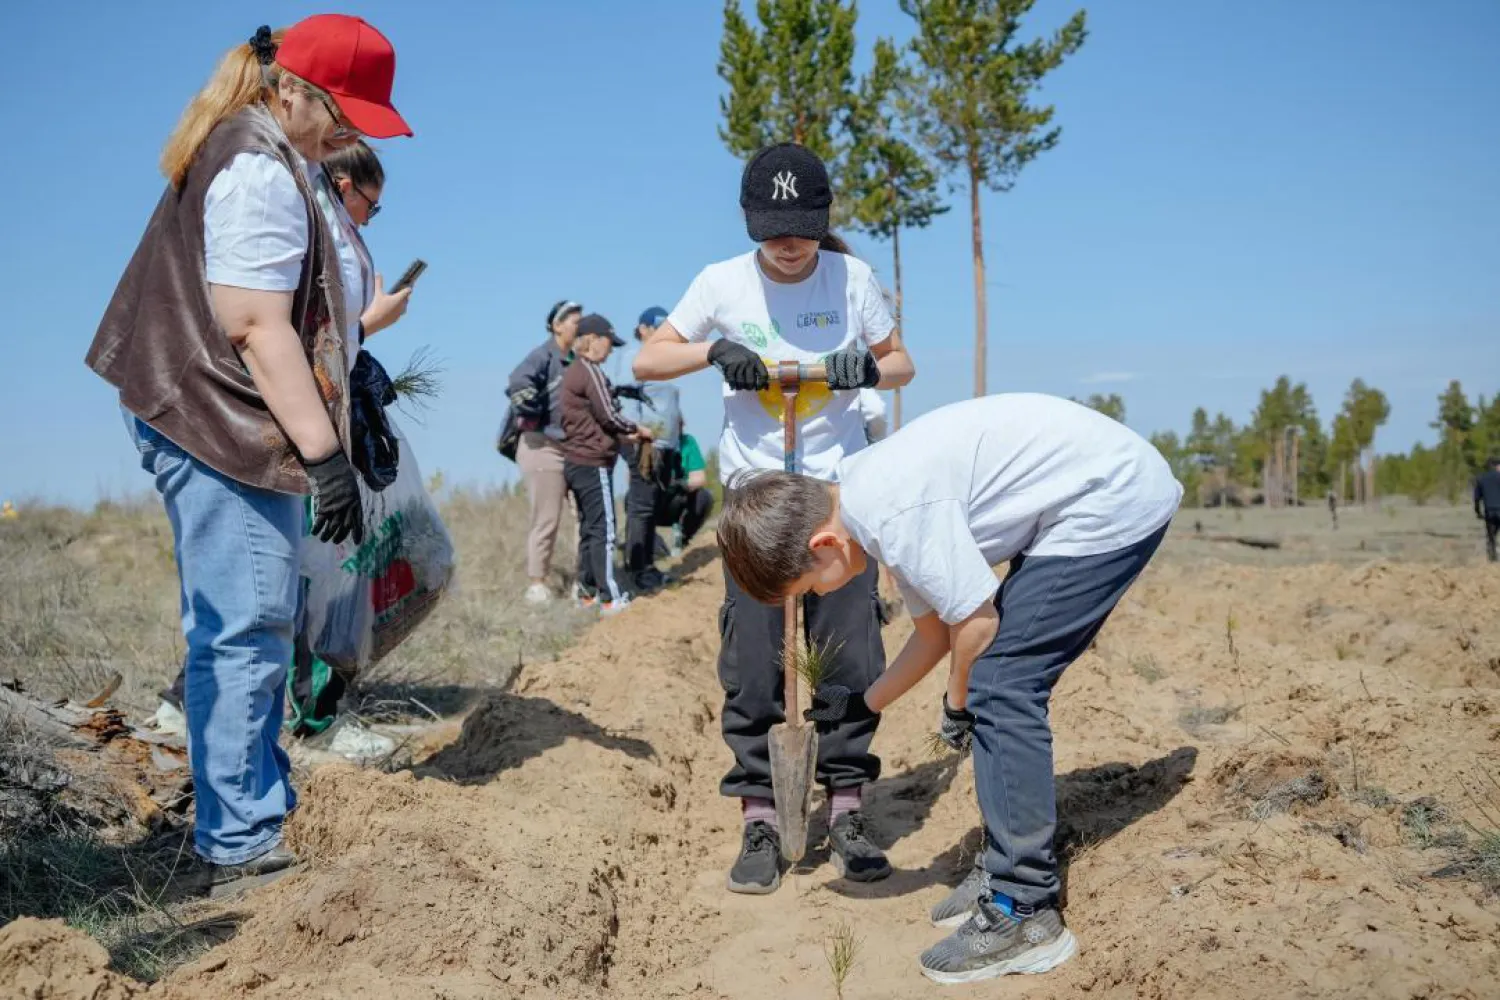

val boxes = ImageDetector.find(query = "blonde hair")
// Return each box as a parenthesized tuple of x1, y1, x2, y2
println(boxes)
(160, 29, 286, 188)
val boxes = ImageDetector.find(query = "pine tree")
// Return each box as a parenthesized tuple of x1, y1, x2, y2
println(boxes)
(843, 37, 947, 428)
(718, 0, 858, 207)
(1433, 380, 1477, 502)
(900, 0, 1086, 396)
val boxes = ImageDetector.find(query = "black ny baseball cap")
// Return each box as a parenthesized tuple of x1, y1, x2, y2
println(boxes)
(740, 142, 832, 242)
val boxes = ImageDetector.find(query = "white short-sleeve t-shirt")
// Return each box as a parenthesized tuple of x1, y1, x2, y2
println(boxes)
(668, 250, 896, 482)
(202, 153, 368, 371)
(837, 394, 1184, 624)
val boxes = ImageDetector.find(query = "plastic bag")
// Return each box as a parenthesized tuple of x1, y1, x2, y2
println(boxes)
(301, 419, 455, 675)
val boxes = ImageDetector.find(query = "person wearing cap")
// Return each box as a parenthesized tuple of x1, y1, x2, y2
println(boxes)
(508, 300, 585, 603)
(560, 315, 650, 613)
(85, 15, 411, 887)
(617, 305, 682, 594)
(633, 142, 915, 894)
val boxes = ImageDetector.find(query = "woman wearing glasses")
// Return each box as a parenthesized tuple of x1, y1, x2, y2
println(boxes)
(320, 139, 413, 342)
(85, 15, 412, 889)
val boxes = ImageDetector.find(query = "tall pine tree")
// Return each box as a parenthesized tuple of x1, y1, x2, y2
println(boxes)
(899, 0, 1086, 396)
(842, 38, 947, 428)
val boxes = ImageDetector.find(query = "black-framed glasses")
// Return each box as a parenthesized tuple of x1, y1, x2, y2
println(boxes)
(350, 184, 381, 220)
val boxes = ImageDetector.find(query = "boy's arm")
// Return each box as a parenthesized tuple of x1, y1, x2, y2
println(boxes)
(863, 611, 950, 712)
(945, 603, 1000, 710)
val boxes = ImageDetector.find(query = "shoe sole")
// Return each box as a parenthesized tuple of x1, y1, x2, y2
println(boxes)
(726, 870, 781, 895)
(829, 849, 892, 883)
(208, 863, 297, 900)
(920, 929, 1078, 985)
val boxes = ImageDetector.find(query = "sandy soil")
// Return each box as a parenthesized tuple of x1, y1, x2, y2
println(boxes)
(7, 508, 1499, 999)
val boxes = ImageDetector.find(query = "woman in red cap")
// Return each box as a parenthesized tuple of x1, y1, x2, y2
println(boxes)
(85, 15, 411, 889)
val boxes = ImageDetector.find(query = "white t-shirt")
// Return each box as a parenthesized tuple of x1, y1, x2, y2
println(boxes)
(202, 152, 368, 371)
(856, 387, 888, 442)
(837, 394, 1184, 625)
(668, 250, 896, 482)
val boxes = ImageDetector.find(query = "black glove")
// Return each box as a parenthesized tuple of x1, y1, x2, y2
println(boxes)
(803, 684, 881, 732)
(613, 383, 654, 408)
(939, 696, 975, 755)
(823, 348, 880, 390)
(305, 451, 365, 545)
(708, 340, 770, 391)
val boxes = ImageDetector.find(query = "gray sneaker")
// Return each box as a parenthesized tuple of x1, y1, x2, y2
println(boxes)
(930, 858, 987, 928)
(727, 821, 782, 895)
(919, 896, 1077, 985)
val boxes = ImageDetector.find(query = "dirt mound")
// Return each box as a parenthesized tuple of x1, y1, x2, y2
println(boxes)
(13, 537, 1500, 998)
(0, 918, 140, 1000)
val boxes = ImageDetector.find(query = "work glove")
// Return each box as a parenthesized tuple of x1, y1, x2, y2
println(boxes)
(939, 696, 975, 755)
(613, 383, 655, 408)
(305, 450, 365, 545)
(804, 684, 880, 733)
(822, 348, 881, 390)
(708, 340, 770, 391)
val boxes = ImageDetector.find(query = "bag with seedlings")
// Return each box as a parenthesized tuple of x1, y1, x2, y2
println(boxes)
(301, 416, 455, 676)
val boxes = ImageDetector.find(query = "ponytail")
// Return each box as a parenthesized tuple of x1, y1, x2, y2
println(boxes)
(159, 28, 285, 188)
(819, 232, 854, 256)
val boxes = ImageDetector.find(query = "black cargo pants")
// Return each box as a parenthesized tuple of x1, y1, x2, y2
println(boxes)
(717, 559, 887, 798)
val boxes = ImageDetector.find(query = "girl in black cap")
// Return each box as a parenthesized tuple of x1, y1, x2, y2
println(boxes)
(633, 142, 915, 894)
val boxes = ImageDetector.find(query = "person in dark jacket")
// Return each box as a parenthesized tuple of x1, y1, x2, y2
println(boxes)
(561, 315, 652, 613)
(508, 300, 583, 603)
(1476, 457, 1500, 562)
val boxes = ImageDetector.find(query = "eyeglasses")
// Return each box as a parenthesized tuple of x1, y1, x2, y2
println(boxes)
(313, 89, 361, 141)
(351, 183, 381, 220)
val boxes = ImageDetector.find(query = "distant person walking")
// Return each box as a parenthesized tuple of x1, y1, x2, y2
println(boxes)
(560, 315, 649, 613)
(1476, 456, 1500, 562)
(508, 300, 584, 603)
(85, 16, 412, 887)
(1327, 489, 1338, 531)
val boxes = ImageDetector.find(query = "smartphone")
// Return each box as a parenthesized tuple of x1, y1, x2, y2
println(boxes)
(390, 258, 427, 294)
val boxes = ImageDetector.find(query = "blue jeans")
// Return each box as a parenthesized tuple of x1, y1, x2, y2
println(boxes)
(127, 414, 301, 864)
(967, 525, 1168, 904)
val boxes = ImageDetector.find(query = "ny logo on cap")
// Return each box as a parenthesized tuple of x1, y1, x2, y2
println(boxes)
(771, 171, 798, 201)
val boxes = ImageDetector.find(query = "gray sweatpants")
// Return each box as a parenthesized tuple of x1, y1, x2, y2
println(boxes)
(968, 525, 1168, 904)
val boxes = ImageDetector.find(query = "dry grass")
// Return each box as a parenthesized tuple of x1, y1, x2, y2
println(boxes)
(0, 488, 593, 717)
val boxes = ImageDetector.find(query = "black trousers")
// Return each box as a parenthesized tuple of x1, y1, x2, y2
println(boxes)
(623, 446, 675, 580)
(564, 461, 626, 601)
(1486, 515, 1499, 562)
(680, 489, 714, 546)
(717, 558, 886, 798)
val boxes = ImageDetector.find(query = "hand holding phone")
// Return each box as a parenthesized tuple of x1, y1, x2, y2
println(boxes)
(390, 259, 427, 295)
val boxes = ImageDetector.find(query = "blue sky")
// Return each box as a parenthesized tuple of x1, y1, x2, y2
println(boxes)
(2, 1, 1497, 505)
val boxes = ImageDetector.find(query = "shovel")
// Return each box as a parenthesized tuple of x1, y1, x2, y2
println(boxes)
(765, 359, 826, 863)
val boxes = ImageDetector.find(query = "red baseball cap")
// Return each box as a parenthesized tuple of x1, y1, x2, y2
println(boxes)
(276, 14, 412, 139)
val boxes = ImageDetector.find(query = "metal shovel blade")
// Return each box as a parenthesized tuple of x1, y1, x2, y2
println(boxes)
(768, 722, 818, 862)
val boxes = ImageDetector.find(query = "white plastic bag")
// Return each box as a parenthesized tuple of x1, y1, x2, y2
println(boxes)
(301, 420, 455, 675)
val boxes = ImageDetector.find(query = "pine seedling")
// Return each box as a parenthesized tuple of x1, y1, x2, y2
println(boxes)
(824, 920, 862, 1000)
(391, 346, 445, 411)
(795, 637, 845, 691)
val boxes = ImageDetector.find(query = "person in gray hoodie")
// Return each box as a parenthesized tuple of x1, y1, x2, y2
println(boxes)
(507, 300, 582, 603)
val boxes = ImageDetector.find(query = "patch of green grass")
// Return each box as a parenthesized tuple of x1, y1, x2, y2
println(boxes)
(1130, 653, 1165, 683)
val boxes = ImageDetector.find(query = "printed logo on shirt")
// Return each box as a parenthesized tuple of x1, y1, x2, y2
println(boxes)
(739, 319, 782, 350)
(796, 310, 842, 330)
(771, 171, 798, 201)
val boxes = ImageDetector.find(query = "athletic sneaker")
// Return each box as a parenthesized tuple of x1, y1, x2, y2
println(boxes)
(919, 895, 1077, 985)
(524, 583, 551, 605)
(325, 720, 397, 762)
(930, 858, 987, 927)
(599, 594, 633, 616)
(828, 810, 892, 882)
(634, 568, 674, 594)
(572, 584, 599, 609)
(727, 820, 782, 894)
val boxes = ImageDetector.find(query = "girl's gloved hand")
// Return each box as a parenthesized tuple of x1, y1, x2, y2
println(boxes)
(939, 696, 975, 755)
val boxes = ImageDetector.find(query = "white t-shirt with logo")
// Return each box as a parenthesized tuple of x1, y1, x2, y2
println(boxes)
(837, 394, 1184, 625)
(668, 250, 895, 482)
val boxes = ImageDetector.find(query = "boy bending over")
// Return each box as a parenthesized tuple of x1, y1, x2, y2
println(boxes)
(717, 393, 1182, 985)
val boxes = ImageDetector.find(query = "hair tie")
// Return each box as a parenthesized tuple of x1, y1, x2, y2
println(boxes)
(248, 25, 277, 65)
